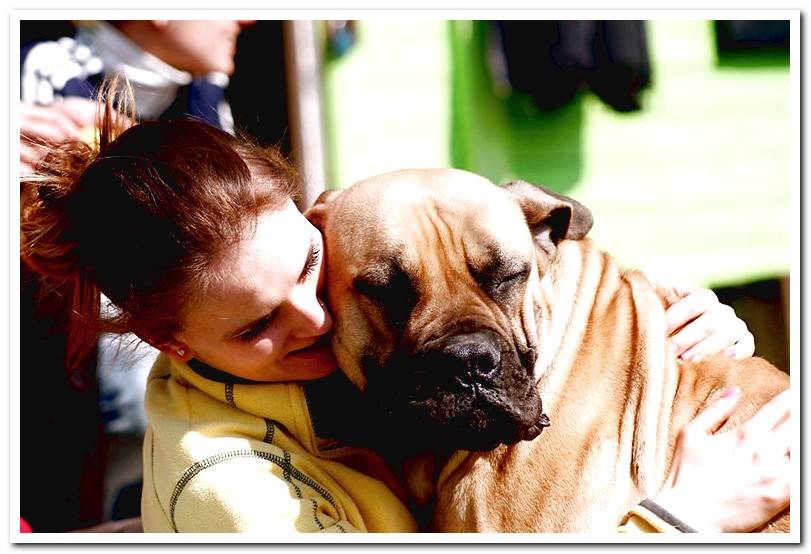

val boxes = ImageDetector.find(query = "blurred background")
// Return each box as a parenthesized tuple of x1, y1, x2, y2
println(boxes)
(18, 18, 792, 532)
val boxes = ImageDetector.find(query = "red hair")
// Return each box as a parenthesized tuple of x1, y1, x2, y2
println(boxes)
(21, 75, 301, 372)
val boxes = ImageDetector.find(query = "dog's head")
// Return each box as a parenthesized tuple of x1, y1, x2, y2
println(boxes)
(307, 169, 592, 452)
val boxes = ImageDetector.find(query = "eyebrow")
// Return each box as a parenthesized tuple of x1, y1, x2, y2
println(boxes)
(223, 236, 319, 341)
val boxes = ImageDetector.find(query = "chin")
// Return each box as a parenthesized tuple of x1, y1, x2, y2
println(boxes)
(405, 393, 544, 451)
(214, 59, 235, 76)
(282, 349, 337, 380)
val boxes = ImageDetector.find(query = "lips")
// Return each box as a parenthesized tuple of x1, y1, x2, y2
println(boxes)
(286, 334, 332, 359)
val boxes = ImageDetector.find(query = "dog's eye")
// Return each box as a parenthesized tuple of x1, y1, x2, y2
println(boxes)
(490, 266, 530, 296)
(498, 268, 529, 286)
(354, 266, 417, 305)
(354, 266, 418, 328)
(354, 277, 391, 302)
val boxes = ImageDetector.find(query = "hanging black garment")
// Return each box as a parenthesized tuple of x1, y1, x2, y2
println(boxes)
(715, 20, 790, 52)
(496, 20, 651, 113)
(496, 21, 595, 111)
(587, 21, 651, 112)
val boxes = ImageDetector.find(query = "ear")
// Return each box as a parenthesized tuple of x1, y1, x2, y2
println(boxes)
(305, 188, 343, 232)
(503, 180, 593, 256)
(158, 340, 195, 364)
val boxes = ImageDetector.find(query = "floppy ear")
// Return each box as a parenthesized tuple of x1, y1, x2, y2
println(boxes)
(503, 180, 593, 256)
(305, 188, 343, 231)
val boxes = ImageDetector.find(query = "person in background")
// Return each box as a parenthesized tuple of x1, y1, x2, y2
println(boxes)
(18, 20, 252, 532)
(19, 76, 788, 533)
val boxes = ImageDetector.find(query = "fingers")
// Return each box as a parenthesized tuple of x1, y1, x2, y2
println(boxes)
(669, 306, 733, 358)
(687, 386, 741, 434)
(20, 143, 45, 176)
(724, 332, 756, 359)
(677, 320, 731, 361)
(21, 105, 84, 145)
(20, 100, 99, 146)
(19, 101, 99, 176)
(21, 117, 80, 145)
(669, 302, 752, 361)
(58, 97, 99, 127)
(20, 159, 34, 176)
(20, 142, 44, 165)
(665, 288, 717, 335)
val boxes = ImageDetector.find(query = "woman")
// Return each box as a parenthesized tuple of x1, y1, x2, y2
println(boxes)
(20, 78, 789, 533)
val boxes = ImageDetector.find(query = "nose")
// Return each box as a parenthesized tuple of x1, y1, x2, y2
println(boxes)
(288, 287, 332, 337)
(428, 331, 502, 383)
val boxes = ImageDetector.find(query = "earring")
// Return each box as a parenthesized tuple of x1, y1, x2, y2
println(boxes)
(177, 348, 186, 357)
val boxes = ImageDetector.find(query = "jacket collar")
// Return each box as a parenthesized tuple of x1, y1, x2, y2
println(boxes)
(168, 356, 376, 452)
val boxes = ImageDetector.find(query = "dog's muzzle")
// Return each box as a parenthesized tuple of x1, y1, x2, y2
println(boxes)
(367, 328, 549, 452)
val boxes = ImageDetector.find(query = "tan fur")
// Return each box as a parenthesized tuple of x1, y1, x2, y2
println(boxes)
(434, 241, 788, 532)
(307, 168, 790, 533)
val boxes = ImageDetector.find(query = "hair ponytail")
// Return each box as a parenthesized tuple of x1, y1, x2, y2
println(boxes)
(95, 72, 137, 151)
(20, 73, 137, 376)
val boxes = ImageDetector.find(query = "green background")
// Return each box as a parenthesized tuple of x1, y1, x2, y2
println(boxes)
(323, 19, 792, 289)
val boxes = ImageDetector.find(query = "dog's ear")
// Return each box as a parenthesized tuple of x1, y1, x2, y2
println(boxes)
(503, 180, 593, 255)
(305, 188, 343, 231)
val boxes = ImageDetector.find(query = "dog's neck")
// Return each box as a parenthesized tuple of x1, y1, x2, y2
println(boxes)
(529, 239, 613, 415)
(531, 239, 677, 496)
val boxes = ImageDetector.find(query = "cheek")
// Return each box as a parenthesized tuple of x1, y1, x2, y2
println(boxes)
(251, 334, 284, 359)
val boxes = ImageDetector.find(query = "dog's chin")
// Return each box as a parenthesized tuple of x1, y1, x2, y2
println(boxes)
(424, 407, 529, 452)
(375, 383, 548, 453)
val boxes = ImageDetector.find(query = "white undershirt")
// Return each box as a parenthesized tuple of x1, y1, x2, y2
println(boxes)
(76, 21, 193, 119)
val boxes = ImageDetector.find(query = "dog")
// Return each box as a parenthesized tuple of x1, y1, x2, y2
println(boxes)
(306, 168, 789, 532)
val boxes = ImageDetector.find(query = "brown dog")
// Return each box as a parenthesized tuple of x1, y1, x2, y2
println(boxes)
(306, 168, 789, 532)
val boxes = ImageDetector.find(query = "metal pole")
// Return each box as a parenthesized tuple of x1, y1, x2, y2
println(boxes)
(284, 20, 329, 210)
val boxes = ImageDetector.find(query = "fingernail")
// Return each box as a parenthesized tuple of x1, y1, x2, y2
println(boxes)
(680, 348, 698, 362)
(721, 386, 741, 399)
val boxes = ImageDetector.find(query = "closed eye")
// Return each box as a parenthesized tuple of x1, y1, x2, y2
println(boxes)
(484, 263, 531, 300)
(235, 313, 274, 342)
(298, 241, 322, 284)
(496, 266, 530, 288)
(353, 261, 419, 328)
(354, 275, 392, 302)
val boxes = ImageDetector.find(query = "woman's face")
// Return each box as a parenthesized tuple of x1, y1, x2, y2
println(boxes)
(173, 200, 337, 382)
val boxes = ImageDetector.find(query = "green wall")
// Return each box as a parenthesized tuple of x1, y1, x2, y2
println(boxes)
(323, 19, 792, 289)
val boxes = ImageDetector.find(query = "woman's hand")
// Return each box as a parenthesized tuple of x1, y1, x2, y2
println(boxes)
(656, 282, 755, 362)
(653, 387, 790, 532)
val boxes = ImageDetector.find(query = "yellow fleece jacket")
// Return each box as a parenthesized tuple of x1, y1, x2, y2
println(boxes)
(141, 354, 417, 533)
(141, 355, 680, 534)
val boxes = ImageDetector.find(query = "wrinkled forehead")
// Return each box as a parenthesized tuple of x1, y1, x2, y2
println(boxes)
(327, 170, 531, 267)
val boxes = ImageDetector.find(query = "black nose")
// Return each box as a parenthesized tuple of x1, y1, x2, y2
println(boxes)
(435, 331, 502, 382)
